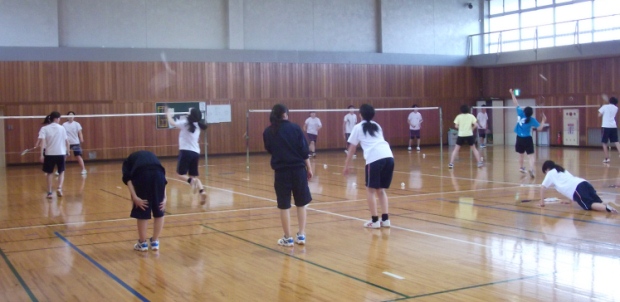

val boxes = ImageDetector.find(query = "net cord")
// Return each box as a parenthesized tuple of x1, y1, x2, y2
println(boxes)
(248, 107, 439, 113)
(0, 112, 190, 119)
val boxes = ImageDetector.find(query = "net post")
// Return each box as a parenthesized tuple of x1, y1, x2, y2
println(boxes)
(204, 130, 208, 176)
(246, 110, 250, 170)
(439, 107, 443, 161)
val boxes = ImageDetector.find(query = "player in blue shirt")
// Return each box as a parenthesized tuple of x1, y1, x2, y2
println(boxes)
(510, 89, 546, 178)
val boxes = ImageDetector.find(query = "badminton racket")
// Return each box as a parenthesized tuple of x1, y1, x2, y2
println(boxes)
(21, 147, 36, 156)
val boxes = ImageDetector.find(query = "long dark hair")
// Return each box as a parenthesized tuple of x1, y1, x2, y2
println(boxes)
(542, 160, 565, 174)
(42, 115, 51, 125)
(269, 104, 288, 133)
(187, 108, 207, 133)
(360, 104, 378, 137)
(523, 107, 533, 124)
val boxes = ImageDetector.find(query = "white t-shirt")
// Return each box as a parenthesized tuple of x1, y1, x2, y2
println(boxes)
(38, 123, 68, 156)
(408, 112, 423, 130)
(172, 117, 201, 153)
(62, 121, 82, 145)
(347, 121, 394, 165)
(476, 112, 488, 129)
(541, 169, 585, 200)
(343, 113, 357, 134)
(305, 117, 322, 135)
(599, 104, 618, 128)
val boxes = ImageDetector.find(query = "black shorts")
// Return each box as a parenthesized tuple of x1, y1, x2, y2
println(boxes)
(456, 136, 475, 146)
(42, 155, 66, 174)
(365, 157, 394, 189)
(515, 136, 534, 154)
(601, 127, 619, 143)
(478, 129, 486, 138)
(274, 167, 312, 209)
(176, 150, 200, 176)
(409, 130, 421, 139)
(307, 133, 318, 142)
(70, 144, 82, 156)
(345, 133, 351, 142)
(572, 181, 603, 210)
(130, 167, 167, 219)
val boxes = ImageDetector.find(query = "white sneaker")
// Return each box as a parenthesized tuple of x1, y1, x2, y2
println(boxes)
(603, 158, 610, 163)
(54, 172, 59, 176)
(277, 236, 294, 247)
(528, 170, 535, 178)
(380, 220, 391, 228)
(81, 169, 87, 175)
(353, 154, 357, 159)
(364, 220, 381, 229)
(344, 150, 348, 155)
(416, 147, 420, 151)
(477, 161, 484, 168)
(407, 147, 412, 151)
(519, 167, 526, 173)
(56, 189, 63, 197)
(295, 233, 306, 245)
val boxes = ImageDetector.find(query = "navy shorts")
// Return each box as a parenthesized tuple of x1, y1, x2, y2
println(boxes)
(456, 136, 475, 146)
(177, 150, 200, 176)
(70, 144, 82, 156)
(42, 155, 66, 174)
(365, 157, 394, 189)
(478, 129, 486, 138)
(274, 167, 312, 210)
(409, 130, 421, 139)
(515, 136, 534, 154)
(601, 127, 619, 143)
(307, 133, 318, 142)
(572, 181, 603, 210)
(130, 167, 167, 219)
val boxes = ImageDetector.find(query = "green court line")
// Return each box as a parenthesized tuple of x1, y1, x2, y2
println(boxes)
(201, 224, 409, 299)
(0, 248, 38, 302)
(383, 273, 550, 301)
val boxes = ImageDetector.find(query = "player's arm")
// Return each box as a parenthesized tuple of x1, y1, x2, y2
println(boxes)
(539, 186, 545, 207)
(535, 114, 547, 131)
(78, 130, 84, 143)
(343, 143, 358, 175)
(66, 138, 71, 157)
(343, 120, 347, 134)
(165, 108, 177, 127)
(509, 89, 519, 106)
(305, 158, 313, 180)
(454, 123, 459, 129)
(127, 180, 148, 210)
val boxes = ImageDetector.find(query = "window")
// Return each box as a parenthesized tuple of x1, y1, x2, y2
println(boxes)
(478, 0, 620, 55)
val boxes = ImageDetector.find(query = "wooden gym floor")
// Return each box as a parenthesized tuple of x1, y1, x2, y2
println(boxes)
(0, 146, 619, 301)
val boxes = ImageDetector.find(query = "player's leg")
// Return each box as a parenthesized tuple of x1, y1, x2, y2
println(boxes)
(275, 170, 294, 246)
(187, 152, 208, 204)
(449, 139, 462, 167)
(150, 169, 167, 250)
(56, 156, 66, 196)
(364, 163, 380, 228)
(602, 128, 611, 161)
(377, 157, 394, 227)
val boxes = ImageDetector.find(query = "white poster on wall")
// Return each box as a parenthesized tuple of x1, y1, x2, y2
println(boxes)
(562, 109, 579, 146)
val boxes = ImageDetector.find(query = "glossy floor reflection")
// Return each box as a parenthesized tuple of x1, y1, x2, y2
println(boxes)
(0, 146, 618, 301)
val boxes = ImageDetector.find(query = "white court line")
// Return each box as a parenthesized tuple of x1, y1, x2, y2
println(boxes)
(382, 272, 405, 280)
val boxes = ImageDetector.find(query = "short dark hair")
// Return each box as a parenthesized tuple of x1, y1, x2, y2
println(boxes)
(459, 105, 469, 113)
(49, 111, 61, 120)
(67, 111, 76, 115)
(610, 97, 618, 105)
(412, 104, 418, 108)
(347, 105, 355, 109)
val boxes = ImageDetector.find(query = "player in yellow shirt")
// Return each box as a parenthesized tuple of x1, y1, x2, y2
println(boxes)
(449, 105, 483, 169)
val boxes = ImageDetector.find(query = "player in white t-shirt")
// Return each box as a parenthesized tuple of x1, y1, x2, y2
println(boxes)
(344, 104, 394, 229)
(343, 105, 358, 158)
(304, 112, 322, 157)
(62, 111, 87, 174)
(37, 111, 70, 199)
(599, 96, 620, 163)
(476, 105, 489, 148)
(167, 108, 209, 204)
(540, 160, 617, 213)
(407, 105, 423, 151)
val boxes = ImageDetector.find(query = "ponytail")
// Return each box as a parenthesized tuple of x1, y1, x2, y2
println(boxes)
(269, 104, 288, 134)
(524, 107, 533, 124)
(542, 160, 565, 174)
(187, 108, 207, 133)
(359, 104, 378, 137)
